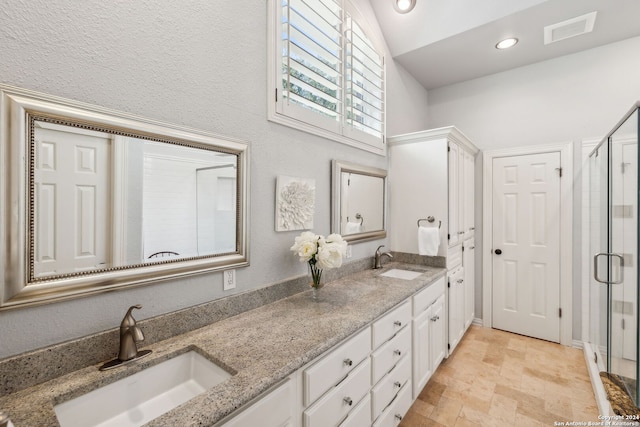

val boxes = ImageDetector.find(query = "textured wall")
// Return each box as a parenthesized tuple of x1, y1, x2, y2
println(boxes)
(0, 0, 430, 358)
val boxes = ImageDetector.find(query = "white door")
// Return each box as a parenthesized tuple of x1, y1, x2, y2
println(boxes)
(491, 152, 561, 342)
(33, 123, 111, 276)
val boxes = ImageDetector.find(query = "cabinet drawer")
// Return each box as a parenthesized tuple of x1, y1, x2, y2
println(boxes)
(339, 394, 371, 427)
(304, 327, 371, 406)
(372, 300, 411, 349)
(371, 354, 411, 420)
(412, 276, 445, 315)
(372, 380, 413, 427)
(447, 244, 462, 269)
(304, 358, 371, 427)
(371, 325, 410, 385)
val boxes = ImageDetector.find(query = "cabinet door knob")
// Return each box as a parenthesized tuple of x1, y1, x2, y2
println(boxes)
(394, 381, 402, 388)
(395, 414, 403, 421)
(394, 320, 402, 327)
(431, 316, 438, 322)
(343, 358, 353, 366)
(394, 349, 402, 356)
(343, 397, 353, 406)
(495, 249, 502, 255)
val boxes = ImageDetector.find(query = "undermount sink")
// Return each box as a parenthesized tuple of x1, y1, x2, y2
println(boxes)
(380, 269, 423, 280)
(54, 350, 232, 427)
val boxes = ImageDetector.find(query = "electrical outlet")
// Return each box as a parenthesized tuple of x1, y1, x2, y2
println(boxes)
(346, 245, 352, 259)
(223, 269, 236, 290)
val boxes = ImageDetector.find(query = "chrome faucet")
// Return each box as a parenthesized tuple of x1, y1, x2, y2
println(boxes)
(100, 304, 151, 371)
(374, 245, 393, 269)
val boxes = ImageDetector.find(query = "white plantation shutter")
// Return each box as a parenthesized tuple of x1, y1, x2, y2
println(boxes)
(281, 0, 343, 133)
(345, 10, 384, 143)
(272, 0, 385, 154)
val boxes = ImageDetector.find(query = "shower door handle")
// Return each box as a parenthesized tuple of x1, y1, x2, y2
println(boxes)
(593, 252, 625, 284)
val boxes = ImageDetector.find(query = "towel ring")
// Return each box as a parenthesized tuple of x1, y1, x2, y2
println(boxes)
(417, 217, 441, 228)
(348, 213, 364, 225)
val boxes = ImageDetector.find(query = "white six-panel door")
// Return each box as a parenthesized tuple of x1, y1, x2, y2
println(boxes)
(33, 123, 111, 277)
(491, 152, 561, 342)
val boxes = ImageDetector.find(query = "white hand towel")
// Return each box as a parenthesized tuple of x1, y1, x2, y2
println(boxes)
(344, 221, 362, 234)
(418, 226, 440, 256)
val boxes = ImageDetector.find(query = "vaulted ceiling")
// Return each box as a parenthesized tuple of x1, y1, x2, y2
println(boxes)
(370, 0, 640, 89)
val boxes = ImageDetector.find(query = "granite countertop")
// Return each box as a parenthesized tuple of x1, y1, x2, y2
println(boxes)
(0, 262, 445, 426)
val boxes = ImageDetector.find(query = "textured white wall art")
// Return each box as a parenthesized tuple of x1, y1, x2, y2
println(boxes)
(276, 176, 316, 231)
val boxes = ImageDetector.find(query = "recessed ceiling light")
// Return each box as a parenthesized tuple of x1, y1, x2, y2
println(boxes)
(393, 0, 416, 14)
(495, 38, 519, 50)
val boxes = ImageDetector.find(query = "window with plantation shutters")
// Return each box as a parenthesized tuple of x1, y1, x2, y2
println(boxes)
(268, 0, 386, 155)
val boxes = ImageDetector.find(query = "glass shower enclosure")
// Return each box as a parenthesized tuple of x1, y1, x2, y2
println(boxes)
(589, 102, 640, 405)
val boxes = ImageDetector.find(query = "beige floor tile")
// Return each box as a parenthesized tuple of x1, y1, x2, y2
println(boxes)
(429, 396, 463, 426)
(403, 326, 603, 426)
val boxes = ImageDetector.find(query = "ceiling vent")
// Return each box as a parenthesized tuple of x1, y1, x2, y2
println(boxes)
(544, 11, 597, 45)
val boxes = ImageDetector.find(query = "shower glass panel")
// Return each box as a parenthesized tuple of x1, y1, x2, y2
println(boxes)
(589, 141, 609, 377)
(590, 104, 639, 405)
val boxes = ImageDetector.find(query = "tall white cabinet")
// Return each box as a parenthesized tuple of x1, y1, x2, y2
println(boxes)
(388, 126, 478, 356)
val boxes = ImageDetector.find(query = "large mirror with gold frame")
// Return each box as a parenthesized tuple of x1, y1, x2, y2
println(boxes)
(0, 85, 249, 310)
(331, 160, 386, 243)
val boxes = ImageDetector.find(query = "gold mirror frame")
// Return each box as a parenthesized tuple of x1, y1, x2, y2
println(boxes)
(331, 160, 387, 243)
(0, 85, 250, 310)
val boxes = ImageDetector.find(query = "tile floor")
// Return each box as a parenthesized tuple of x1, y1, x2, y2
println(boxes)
(400, 325, 601, 426)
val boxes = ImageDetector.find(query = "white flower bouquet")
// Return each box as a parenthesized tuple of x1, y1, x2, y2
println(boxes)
(290, 231, 348, 289)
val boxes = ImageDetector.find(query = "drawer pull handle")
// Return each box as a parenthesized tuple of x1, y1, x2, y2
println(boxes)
(394, 349, 401, 356)
(394, 381, 402, 388)
(395, 414, 403, 421)
(431, 315, 439, 322)
(343, 397, 353, 406)
(458, 231, 465, 235)
(457, 279, 464, 283)
(343, 358, 353, 366)
(394, 321, 402, 327)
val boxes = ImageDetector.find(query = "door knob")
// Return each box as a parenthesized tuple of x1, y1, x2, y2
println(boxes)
(494, 249, 502, 255)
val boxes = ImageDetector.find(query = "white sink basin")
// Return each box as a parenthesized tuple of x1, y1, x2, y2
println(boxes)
(54, 351, 231, 427)
(380, 269, 423, 280)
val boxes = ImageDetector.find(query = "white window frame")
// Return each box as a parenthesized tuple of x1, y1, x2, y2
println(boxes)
(267, 0, 386, 156)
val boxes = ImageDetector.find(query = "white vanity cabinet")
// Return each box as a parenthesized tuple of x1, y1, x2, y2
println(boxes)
(220, 276, 449, 427)
(219, 377, 296, 427)
(411, 277, 446, 398)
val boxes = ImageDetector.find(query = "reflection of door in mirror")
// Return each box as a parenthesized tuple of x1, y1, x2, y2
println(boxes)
(33, 122, 112, 277)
